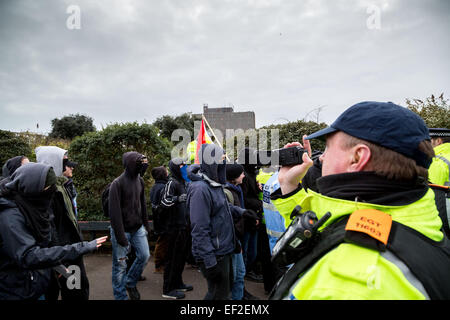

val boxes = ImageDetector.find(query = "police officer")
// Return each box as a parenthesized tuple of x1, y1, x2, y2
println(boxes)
(270, 101, 450, 300)
(428, 128, 450, 186)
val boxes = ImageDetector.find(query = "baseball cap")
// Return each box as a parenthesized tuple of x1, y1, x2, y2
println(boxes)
(306, 101, 432, 168)
(66, 160, 78, 168)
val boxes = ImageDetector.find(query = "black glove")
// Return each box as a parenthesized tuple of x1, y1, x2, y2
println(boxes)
(204, 264, 222, 281)
(243, 209, 258, 221)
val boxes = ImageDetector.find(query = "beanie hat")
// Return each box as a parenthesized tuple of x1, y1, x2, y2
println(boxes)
(226, 163, 244, 181)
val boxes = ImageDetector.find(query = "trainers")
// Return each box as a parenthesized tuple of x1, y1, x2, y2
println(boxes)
(126, 286, 141, 300)
(162, 290, 185, 299)
(154, 266, 164, 274)
(138, 275, 146, 281)
(176, 284, 193, 292)
(243, 288, 260, 300)
(245, 271, 263, 283)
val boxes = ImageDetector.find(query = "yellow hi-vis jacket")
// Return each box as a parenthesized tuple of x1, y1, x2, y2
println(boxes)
(272, 187, 443, 300)
(429, 143, 450, 186)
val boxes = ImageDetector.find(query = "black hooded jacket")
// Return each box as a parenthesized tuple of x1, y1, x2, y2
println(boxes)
(0, 163, 97, 300)
(109, 152, 149, 247)
(160, 160, 189, 230)
(1, 156, 25, 179)
(187, 144, 245, 269)
(149, 166, 169, 234)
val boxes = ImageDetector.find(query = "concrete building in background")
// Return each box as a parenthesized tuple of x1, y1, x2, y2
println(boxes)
(195, 104, 256, 135)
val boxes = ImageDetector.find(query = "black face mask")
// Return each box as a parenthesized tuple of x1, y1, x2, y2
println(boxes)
(13, 184, 57, 245)
(136, 157, 149, 177)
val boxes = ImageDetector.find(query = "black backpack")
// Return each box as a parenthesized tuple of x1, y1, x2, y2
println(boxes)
(101, 183, 112, 218)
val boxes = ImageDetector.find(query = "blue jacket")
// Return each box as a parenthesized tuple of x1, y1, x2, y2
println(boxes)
(187, 144, 244, 269)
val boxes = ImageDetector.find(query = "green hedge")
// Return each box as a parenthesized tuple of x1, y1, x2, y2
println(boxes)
(0, 130, 33, 166)
(69, 122, 172, 220)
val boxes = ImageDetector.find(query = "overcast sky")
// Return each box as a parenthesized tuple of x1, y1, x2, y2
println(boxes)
(1, 0, 449, 136)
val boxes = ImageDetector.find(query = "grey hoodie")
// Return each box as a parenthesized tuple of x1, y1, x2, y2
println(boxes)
(35, 146, 67, 177)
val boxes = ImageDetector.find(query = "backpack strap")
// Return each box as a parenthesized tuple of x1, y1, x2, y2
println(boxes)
(387, 221, 450, 300)
(223, 188, 234, 205)
(430, 184, 450, 238)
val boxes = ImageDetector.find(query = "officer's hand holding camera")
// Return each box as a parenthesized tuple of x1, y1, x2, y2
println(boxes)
(278, 135, 314, 195)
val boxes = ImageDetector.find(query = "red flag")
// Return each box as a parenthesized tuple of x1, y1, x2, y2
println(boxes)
(195, 118, 208, 164)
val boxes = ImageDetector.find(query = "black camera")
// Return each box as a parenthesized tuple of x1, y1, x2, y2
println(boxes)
(271, 205, 331, 267)
(257, 146, 307, 167)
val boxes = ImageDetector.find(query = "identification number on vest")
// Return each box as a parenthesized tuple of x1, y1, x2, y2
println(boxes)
(345, 209, 392, 245)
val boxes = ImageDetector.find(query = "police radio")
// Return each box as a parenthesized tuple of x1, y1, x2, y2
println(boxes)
(271, 206, 332, 267)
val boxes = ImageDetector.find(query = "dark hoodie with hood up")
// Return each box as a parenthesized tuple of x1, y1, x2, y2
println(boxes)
(187, 144, 245, 269)
(160, 159, 189, 230)
(0, 163, 97, 300)
(109, 152, 149, 247)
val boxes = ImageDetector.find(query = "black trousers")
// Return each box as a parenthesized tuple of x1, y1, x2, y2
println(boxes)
(163, 228, 189, 294)
(256, 224, 277, 293)
(199, 254, 233, 300)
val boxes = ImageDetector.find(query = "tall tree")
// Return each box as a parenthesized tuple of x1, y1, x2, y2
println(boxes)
(153, 112, 200, 142)
(50, 113, 96, 140)
(406, 93, 450, 128)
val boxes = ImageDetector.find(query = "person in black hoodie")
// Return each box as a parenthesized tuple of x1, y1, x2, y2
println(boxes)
(149, 166, 170, 273)
(238, 148, 264, 282)
(187, 144, 247, 300)
(224, 163, 260, 300)
(0, 163, 107, 300)
(109, 151, 151, 300)
(160, 158, 193, 299)
(1, 155, 30, 180)
(0, 156, 30, 193)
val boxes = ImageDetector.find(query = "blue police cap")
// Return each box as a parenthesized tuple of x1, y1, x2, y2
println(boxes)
(306, 101, 432, 168)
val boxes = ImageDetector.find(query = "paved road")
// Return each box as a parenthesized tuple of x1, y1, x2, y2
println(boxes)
(84, 253, 268, 300)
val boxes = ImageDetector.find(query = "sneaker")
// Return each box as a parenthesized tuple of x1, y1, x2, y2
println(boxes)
(154, 266, 164, 274)
(162, 290, 185, 299)
(126, 287, 141, 300)
(243, 288, 260, 300)
(138, 275, 146, 281)
(176, 284, 193, 292)
(245, 271, 263, 283)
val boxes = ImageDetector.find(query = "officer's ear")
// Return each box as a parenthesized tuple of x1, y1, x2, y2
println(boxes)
(348, 144, 371, 172)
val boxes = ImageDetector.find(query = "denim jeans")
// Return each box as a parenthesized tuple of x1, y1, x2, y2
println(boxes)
(110, 225, 150, 300)
(242, 230, 258, 270)
(231, 251, 246, 300)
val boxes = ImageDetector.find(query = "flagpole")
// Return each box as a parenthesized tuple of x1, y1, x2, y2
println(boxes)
(202, 115, 230, 162)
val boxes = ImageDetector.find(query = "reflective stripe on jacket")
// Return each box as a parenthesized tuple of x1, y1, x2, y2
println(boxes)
(429, 143, 450, 186)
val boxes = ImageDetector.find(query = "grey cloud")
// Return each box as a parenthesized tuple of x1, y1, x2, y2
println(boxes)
(0, 0, 449, 134)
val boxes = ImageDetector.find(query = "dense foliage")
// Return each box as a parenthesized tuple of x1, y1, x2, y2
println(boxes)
(50, 113, 96, 140)
(69, 122, 172, 220)
(0, 130, 33, 167)
(406, 93, 450, 129)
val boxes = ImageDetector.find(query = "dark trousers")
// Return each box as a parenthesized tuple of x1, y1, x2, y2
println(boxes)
(154, 233, 170, 269)
(257, 224, 277, 293)
(199, 254, 233, 300)
(46, 257, 89, 300)
(163, 229, 189, 294)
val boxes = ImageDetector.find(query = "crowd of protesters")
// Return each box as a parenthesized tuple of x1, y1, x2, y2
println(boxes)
(1, 101, 450, 300)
